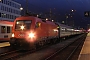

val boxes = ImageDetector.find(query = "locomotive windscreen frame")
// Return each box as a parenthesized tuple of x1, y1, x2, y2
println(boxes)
(15, 20, 32, 30)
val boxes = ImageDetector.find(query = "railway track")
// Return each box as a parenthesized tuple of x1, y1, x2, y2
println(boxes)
(0, 43, 50, 60)
(45, 34, 86, 60)
(0, 34, 86, 60)
(0, 50, 22, 60)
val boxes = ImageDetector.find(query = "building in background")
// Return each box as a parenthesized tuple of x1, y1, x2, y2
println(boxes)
(0, 0, 21, 21)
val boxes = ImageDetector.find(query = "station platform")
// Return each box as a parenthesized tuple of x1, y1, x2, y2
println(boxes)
(78, 32, 90, 60)
(0, 40, 10, 48)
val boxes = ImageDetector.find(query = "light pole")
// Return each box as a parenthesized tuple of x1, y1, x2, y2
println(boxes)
(71, 9, 76, 27)
(26, 0, 28, 13)
(50, 8, 52, 20)
(66, 15, 68, 25)
(65, 13, 68, 25)
(65, 9, 76, 26)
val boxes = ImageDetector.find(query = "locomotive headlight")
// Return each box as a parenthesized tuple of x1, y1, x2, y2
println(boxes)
(28, 32, 35, 38)
(12, 33, 14, 37)
(20, 25, 25, 30)
(26, 32, 36, 42)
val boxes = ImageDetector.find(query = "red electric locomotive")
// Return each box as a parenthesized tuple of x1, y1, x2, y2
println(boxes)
(10, 16, 59, 49)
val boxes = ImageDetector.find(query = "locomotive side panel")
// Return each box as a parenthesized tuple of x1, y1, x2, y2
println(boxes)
(35, 20, 48, 39)
(47, 22, 58, 39)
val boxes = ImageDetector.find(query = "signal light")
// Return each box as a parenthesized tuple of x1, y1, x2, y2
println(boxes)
(84, 11, 90, 17)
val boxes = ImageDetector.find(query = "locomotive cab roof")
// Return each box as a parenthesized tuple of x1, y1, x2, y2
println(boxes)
(15, 16, 47, 22)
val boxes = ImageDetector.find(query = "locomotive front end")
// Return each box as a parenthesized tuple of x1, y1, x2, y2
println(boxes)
(10, 17, 36, 49)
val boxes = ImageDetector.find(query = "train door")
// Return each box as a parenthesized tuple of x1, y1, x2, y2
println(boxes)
(55, 23, 60, 38)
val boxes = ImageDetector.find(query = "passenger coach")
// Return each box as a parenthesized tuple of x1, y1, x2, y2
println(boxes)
(0, 20, 13, 40)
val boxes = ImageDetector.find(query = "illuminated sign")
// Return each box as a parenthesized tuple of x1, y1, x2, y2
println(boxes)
(84, 11, 90, 17)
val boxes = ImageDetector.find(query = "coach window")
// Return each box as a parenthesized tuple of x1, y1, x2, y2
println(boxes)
(61, 28, 65, 32)
(7, 26, 10, 33)
(65, 28, 67, 32)
(1, 26, 6, 33)
(2, 0, 3, 3)
(7, 1, 9, 5)
(10, 2, 11, 6)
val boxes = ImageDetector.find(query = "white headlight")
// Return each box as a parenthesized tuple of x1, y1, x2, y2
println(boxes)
(12, 33, 14, 37)
(20, 25, 25, 30)
(28, 33, 35, 38)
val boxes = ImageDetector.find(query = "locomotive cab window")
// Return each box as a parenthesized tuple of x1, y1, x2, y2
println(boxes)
(15, 20, 31, 30)
(1, 26, 6, 33)
(35, 22, 41, 28)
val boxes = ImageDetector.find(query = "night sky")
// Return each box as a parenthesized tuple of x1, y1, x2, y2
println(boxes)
(15, 0, 90, 29)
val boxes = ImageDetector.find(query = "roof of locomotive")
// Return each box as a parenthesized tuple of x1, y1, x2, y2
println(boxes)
(15, 16, 60, 27)
(15, 16, 39, 20)
(15, 16, 56, 25)
(0, 20, 13, 26)
(46, 20, 56, 25)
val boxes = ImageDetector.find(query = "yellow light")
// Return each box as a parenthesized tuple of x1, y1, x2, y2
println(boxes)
(72, 10, 73, 12)
(52, 20, 54, 22)
(88, 29, 90, 31)
(12, 33, 14, 37)
(46, 18, 48, 20)
(17, 22, 19, 24)
(53, 29, 58, 32)
(20, 7, 23, 10)
(37, 15, 39, 17)
(20, 25, 25, 30)
(38, 23, 41, 27)
(57, 26, 59, 28)
(62, 21, 65, 23)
